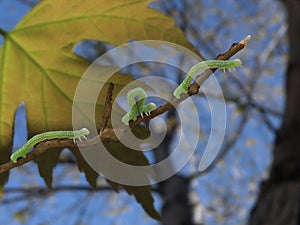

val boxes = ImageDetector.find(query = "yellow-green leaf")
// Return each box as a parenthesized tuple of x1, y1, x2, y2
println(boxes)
(0, 0, 198, 179)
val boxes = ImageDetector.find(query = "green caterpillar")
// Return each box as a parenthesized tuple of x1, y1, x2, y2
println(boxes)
(173, 59, 242, 99)
(122, 87, 157, 125)
(10, 128, 90, 163)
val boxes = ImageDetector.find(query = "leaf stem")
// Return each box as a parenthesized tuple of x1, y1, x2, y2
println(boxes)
(0, 27, 7, 37)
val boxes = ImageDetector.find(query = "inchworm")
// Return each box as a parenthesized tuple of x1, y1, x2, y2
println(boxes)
(122, 87, 157, 125)
(173, 59, 242, 99)
(10, 128, 90, 163)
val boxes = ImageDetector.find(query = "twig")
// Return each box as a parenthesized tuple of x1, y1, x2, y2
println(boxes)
(231, 75, 278, 131)
(0, 128, 121, 174)
(99, 82, 114, 133)
(1, 185, 112, 204)
(3, 185, 111, 194)
(0, 35, 251, 174)
(2, 184, 160, 204)
(130, 35, 251, 126)
(190, 35, 251, 92)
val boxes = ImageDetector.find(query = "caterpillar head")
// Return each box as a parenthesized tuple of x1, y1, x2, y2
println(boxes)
(173, 86, 186, 99)
(81, 128, 90, 135)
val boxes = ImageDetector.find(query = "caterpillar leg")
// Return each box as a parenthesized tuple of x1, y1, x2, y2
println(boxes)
(139, 103, 157, 117)
(73, 135, 87, 142)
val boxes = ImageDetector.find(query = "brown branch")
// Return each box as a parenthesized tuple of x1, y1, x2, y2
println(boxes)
(129, 35, 251, 126)
(99, 82, 114, 133)
(0, 128, 121, 174)
(0, 35, 251, 174)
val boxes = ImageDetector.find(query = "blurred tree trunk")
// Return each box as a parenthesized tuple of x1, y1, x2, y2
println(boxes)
(154, 110, 196, 225)
(249, 0, 300, 224)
